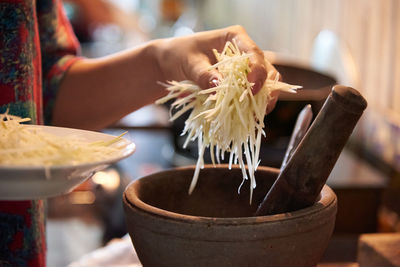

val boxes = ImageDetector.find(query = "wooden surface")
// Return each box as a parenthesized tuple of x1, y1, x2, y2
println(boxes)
(358, 233, 400, 267)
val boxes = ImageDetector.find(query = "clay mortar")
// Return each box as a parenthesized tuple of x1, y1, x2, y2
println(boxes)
(123, 165, 337, 267)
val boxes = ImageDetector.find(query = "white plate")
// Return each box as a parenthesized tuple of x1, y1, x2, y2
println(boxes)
(0, 125, 135, 200)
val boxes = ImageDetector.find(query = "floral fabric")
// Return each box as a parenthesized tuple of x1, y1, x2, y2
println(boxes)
(0, 0, 81, 266)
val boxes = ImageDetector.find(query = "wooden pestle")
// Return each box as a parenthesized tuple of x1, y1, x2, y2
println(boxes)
(255, 85, 367, 216)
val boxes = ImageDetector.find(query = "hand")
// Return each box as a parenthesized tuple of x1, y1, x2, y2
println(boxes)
(54, 25, 280, 130)
(155, 25, 279, 112)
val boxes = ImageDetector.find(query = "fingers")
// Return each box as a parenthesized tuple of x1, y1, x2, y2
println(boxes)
(187, 55, 222, 89)
(225, 26, 267, 94)
(185, 25, 281, 101)
(247, 62, 267, 94)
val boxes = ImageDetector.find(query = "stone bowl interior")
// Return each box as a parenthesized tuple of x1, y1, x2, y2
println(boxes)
(134, 165, 279, 218)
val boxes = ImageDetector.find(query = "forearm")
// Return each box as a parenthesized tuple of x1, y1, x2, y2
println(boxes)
(52, 26, 276, 130)
(52, 40, 164, 130)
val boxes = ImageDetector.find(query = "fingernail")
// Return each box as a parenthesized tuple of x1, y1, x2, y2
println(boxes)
(209, 78, 219, 87)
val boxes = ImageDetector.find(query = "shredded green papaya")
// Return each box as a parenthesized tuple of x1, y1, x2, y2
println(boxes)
(156, 41, 301, 203)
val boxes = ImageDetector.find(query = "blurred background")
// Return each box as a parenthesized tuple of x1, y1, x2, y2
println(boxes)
(47, 0, 400, 266)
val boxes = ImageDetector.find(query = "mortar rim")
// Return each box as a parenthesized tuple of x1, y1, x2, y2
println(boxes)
(124, 165, 337, 226)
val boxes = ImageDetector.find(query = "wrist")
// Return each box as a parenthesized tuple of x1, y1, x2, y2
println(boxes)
(145, 38, 168, 82)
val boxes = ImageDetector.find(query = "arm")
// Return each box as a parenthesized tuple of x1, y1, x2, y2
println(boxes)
(53, 25, 279, 130)
(52, 41, 162, 130)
